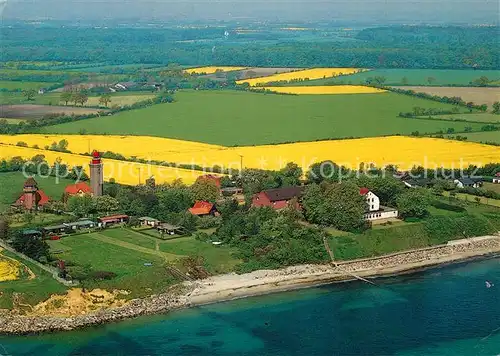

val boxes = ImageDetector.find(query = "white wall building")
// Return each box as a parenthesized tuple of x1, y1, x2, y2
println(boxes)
(360, 188, 399, 221)
(493, 173, 500, 184)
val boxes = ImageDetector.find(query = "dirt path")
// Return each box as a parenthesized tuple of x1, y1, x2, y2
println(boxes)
(90, 233, 182, 261)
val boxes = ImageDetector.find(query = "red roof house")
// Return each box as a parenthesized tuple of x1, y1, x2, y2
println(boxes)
(14, 189, 50, 209)
(359, 187, 370, 196)
(189, 201, 218, 216)
(65, 182, 92, 196)
(12, 178, 51, 211)
(252, 186, 304, 210)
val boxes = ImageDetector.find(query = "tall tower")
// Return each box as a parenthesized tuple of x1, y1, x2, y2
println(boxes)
(89, 150, 104, 197)
(23, 177, 39, 211)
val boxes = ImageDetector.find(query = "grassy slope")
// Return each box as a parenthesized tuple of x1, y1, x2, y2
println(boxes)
(47, 233, 175, 298)
(0, 81, 55, 91)
(421, 113, 500, 124)
(42, 90, 486, 146)
(329, 201, 500, 261)
(451, 131, 500, 144)
(290, 69, 500, 87)
(0, 250, 67, 309)
(0, 172, 75, 211)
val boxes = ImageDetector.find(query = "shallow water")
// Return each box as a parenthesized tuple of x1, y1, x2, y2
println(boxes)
(1, 258, 499, 355)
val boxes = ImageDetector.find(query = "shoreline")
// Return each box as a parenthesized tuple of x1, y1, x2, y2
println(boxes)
(1, 235, 499, 335)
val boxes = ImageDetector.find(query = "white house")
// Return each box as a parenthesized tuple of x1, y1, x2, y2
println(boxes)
(493, 173, 500, 184)
(360, 188, 399, 221)
(454, 177, 483, 189)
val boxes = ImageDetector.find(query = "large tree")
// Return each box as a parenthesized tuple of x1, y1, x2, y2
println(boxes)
(190, 179, 219, 202)
(396, 189, 431, 219)
(303, 181, 366, 232)
(22, 89, 36, 101)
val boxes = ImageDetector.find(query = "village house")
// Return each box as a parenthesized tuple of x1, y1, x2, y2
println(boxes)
(99, 214, 129, 227)
(12, 178, 51, 212)
(139, 216, 161, 227)
(252, 186, 304, 210)
(454, 176, 483, 189)
(360, 187, 399, 221)
(64, 182, 93, 199)
(189, 201, 218, 217)
(157, 223, 184, 236)
(492, 173, 500, 184)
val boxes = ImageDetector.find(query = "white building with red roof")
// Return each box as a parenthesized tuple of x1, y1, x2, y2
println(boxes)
(360, 187, 398, 221)
(493, 172, 500, 184)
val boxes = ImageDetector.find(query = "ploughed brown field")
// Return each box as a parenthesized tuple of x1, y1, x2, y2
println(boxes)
(0, 104, 107, 119)
(395, 86, 500, 108)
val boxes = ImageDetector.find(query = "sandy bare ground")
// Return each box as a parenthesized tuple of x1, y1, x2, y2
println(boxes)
(0, 104, 105, 119)
(395, 86, 500, 107)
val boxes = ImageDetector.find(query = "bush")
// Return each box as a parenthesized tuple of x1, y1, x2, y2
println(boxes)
(89, 271, 117, 280)
(424, 214, 495, 244)
(197, 216, 221, 229)
(430, 201, 466, 213)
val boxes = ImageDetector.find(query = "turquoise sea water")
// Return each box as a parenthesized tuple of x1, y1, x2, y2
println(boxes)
(1, 257, 499, 356)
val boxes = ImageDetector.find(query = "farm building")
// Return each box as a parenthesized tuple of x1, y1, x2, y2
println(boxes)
(139, 216, 161, 227)
(252, 186, 304, 210)
(99, 214, 129, 227)
(493, 173, 500, 184)
(360, 188, 399, 221)
(42, 220, 96, 235)
(12, 178, 51, 212)
(21, 229, 43, 239)
(189, 201, 218, 216)
(157, 223, 184, 236)
(454, 177, 483, 189)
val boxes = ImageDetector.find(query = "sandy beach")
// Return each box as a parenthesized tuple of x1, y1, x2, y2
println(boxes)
(1, 234, 499, 335)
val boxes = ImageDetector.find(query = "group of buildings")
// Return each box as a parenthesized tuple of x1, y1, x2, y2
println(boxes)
(11, 151, 500, 236)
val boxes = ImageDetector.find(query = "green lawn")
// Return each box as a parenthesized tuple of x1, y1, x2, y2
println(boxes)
(0, 81, 55, 91)
(442, 191, 500, 207)
(451, 131, 500, 144)
(100, 228, 157, 250)
(420, 113, 500, 124)
(42, 90, 486, 146)
(0, 250, 67, 309)
(484, 182, 500, 194)
(47, 234, 177, 298)
(290, 69, 500, 87)
(0, 172, 75, 212)
(159, 236, 240, 274)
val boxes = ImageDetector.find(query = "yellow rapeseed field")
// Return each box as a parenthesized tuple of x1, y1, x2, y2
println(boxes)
(0, 134, 224, 159)
(0, 143, 218, 185)
(236, 68, 366, 86)
(0, 251, 20, 282)
(2, 135, 499, 178)
(258, 86, 387, 95)
(184, 66, 248, 75)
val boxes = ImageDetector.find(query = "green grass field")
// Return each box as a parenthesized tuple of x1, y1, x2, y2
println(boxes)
(484, 182, 500, 194)
(42, 90, 487, 146)
(448, 131, 500, 144)
(421, 113, 500, 124)
(0, 81, 55, 91)
(47, 233, 176, 298)
(0, 172, 75, 212)
(0, 249, 67, 309)
(290, 69, 500, 87)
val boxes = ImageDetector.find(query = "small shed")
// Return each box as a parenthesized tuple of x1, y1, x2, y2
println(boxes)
(157, 223, 183, 236)
(42, 224, 69, 235)
(139, 216, 161, 227)
(22, 229, 43, 239)
(66, 220, 96, 230)
(99, 214, 129, 227)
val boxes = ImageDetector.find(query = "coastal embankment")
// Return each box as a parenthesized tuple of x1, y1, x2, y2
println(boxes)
(1, 235, 499, 335)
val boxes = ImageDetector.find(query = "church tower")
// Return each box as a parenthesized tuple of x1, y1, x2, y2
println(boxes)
(23, 177, 39, 211)
(89, 150, 104, 197)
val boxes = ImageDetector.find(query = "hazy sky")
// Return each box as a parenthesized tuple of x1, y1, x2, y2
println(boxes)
(1, 0, 499, 24)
